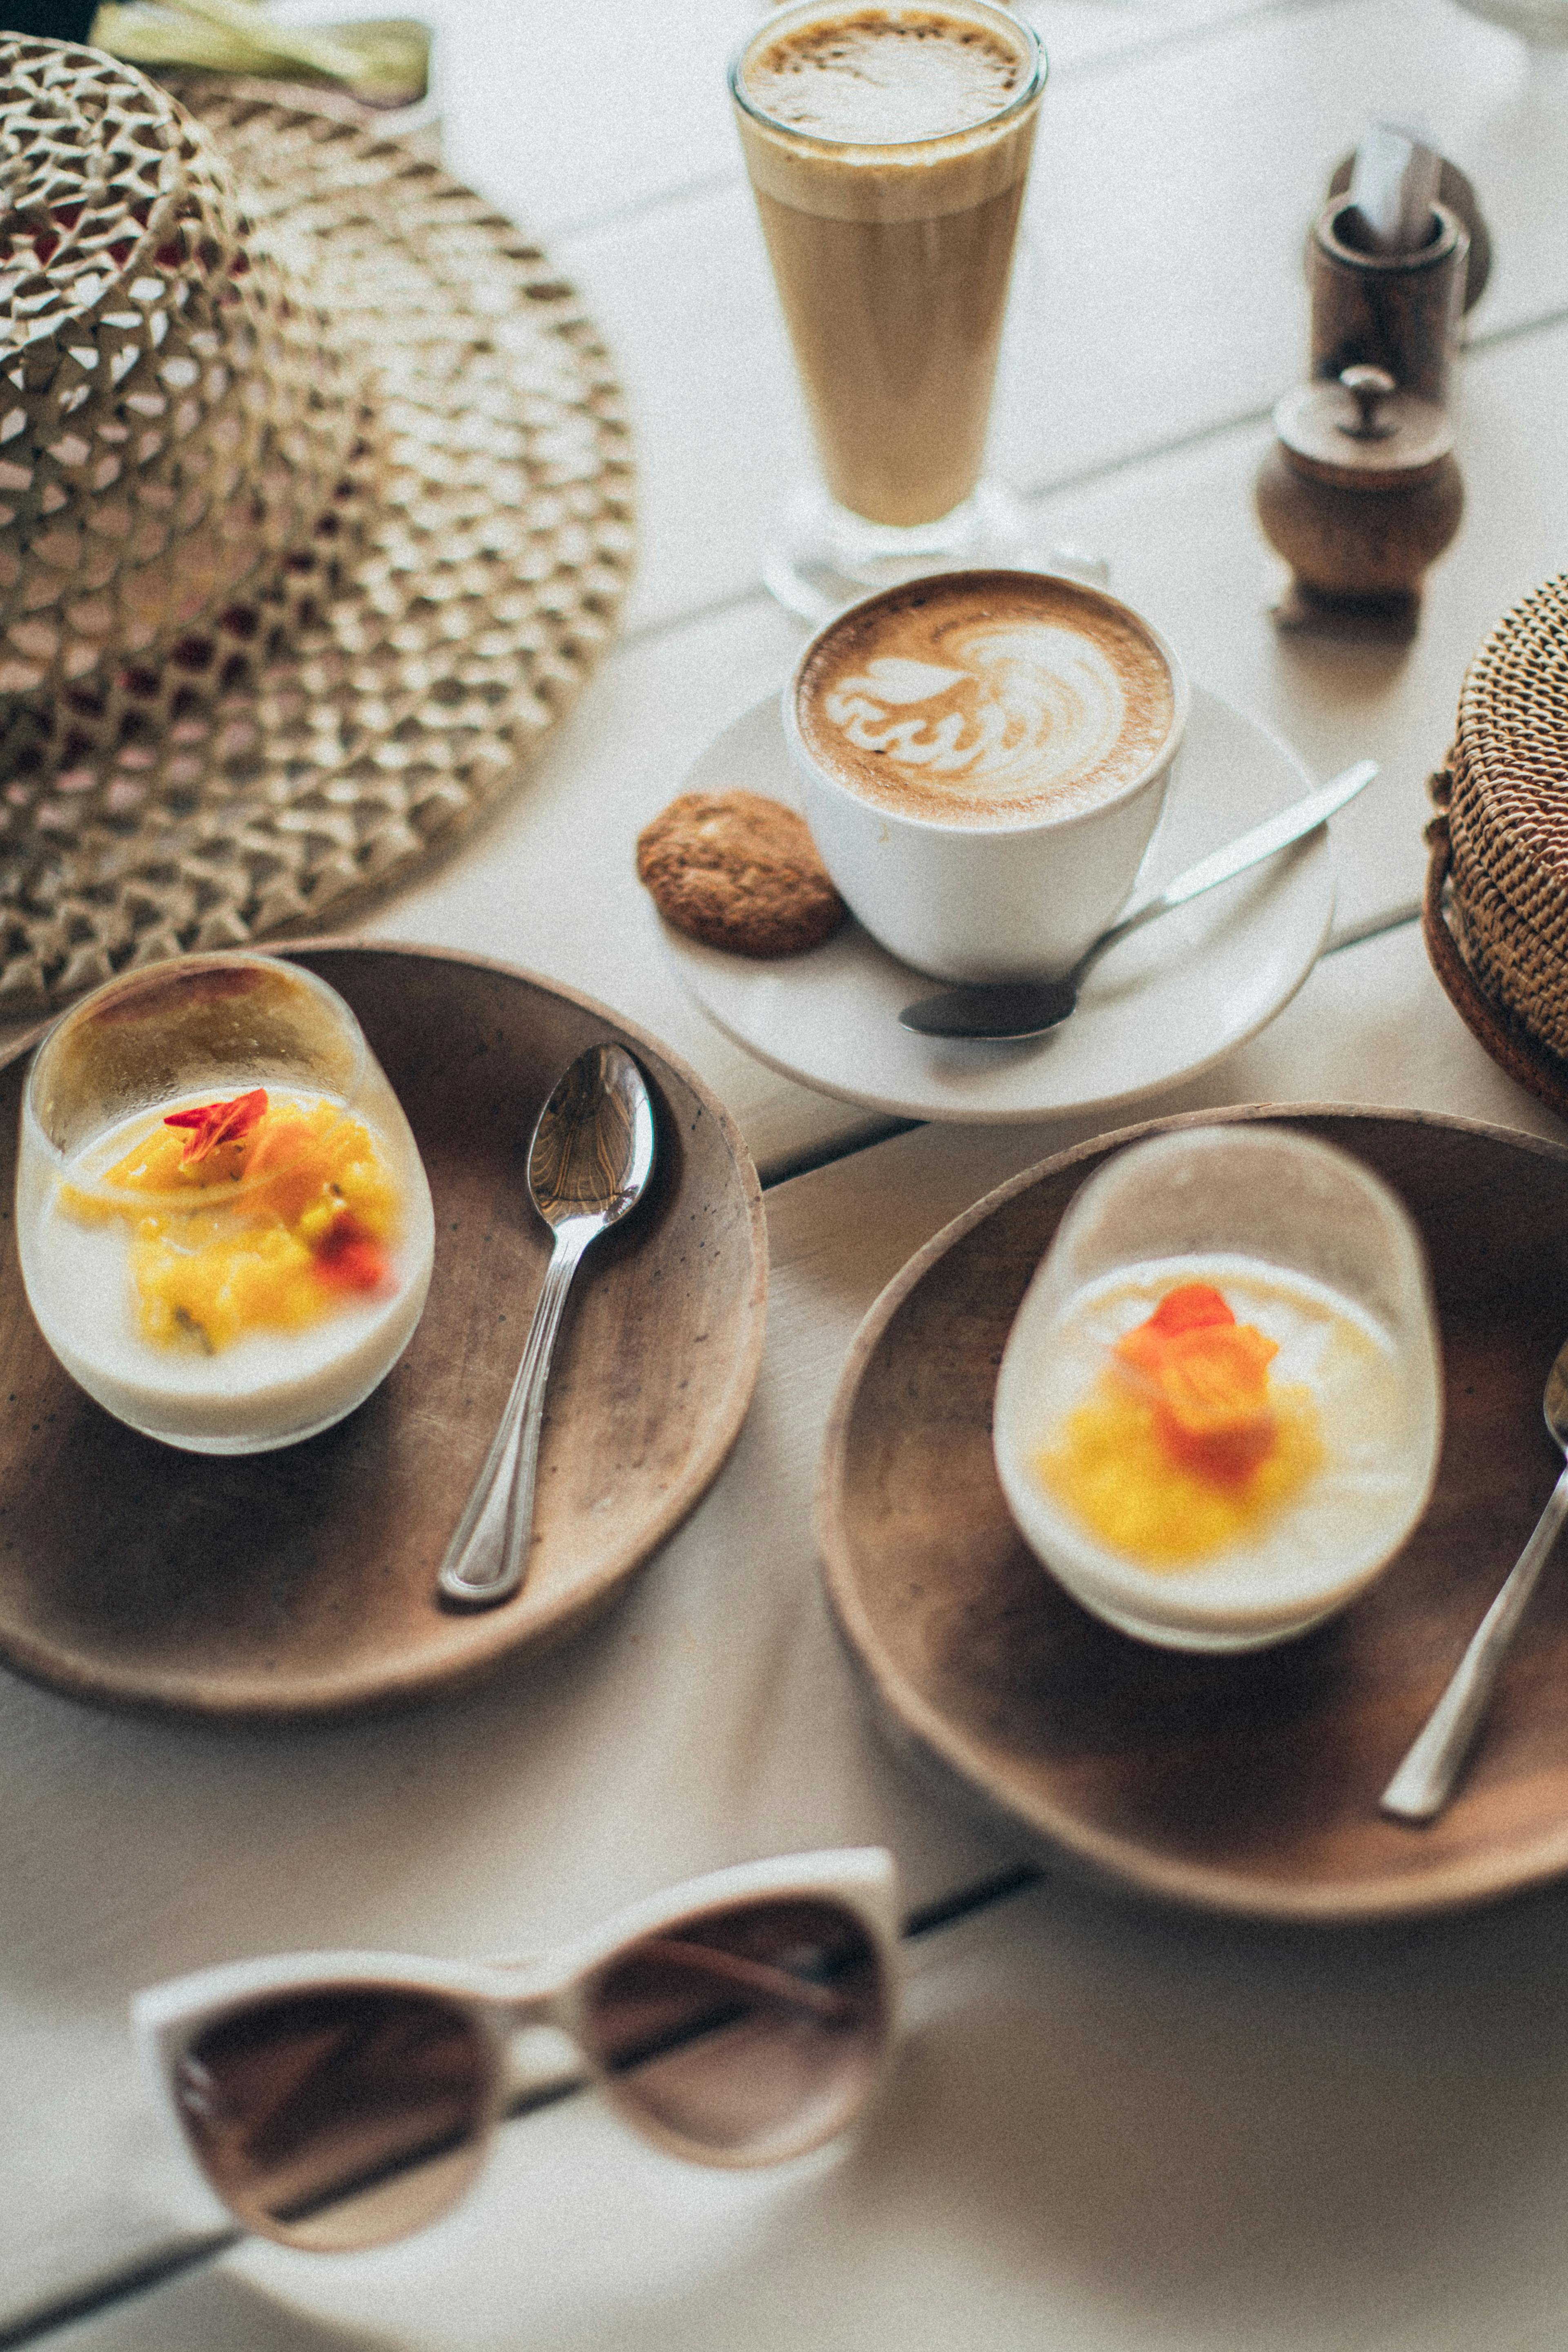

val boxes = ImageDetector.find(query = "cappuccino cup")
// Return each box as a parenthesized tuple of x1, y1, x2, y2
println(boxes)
(784, 569, 1189, 982)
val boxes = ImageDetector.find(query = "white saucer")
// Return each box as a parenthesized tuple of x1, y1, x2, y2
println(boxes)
(658, 686, 1334, 1125)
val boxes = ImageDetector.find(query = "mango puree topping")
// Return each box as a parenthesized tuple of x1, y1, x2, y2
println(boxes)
(62, 1090, 399, 1354)
(1037, 1283, 1323, 1568)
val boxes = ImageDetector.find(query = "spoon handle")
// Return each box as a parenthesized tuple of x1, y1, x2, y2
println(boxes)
(1078, 759, 1379, 979)
(1380, 1458, 1568, 1821)
(438, 1224, 592, 1608)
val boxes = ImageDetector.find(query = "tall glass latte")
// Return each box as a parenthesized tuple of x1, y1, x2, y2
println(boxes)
(731, 0, 1044, 531)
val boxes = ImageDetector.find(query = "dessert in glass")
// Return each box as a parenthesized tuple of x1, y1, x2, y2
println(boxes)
(731, 0, 1046, 619)
(17, 954, 434, 1454)
(993, 1127, 1443, 1651)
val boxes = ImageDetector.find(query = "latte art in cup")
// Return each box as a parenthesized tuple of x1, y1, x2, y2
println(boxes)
(795, 573, 1178, 824)
(784, 567, 1189, 981)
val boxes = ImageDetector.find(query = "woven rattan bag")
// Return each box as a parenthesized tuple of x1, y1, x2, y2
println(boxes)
(1426, 573, 1568, 1111)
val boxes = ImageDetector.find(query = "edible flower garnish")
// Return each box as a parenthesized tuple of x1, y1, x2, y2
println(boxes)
(1113, 1283, 1278, 1483)
(163, 1087, 268, 1167)
(1036, 1281, 1323, 1568)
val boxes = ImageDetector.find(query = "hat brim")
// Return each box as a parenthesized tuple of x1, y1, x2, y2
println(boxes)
(0, 79, 634, 1011)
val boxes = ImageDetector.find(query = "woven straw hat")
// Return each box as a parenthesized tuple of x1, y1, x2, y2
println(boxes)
(1425, 572, 1568, 1109)
(0, 39, 633, 1011)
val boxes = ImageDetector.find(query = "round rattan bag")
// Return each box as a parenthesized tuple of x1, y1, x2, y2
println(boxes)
(1425, 572, 1568, 1115)
(0, 40, 633, 1013)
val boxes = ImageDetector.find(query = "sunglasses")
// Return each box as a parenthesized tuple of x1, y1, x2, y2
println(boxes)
(133, 1849, 899, 2254)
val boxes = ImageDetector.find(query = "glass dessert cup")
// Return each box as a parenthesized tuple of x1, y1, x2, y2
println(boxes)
(17, 953, 435, 1455)
(730, 0, 1046, 624)
(993, 1127, 1443, 1652)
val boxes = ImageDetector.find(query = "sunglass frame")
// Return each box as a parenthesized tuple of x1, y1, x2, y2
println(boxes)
(133, 1845, 900, 2248)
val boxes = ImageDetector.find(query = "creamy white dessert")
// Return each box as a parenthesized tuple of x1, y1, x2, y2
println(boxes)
(18, 1082, 434, 1454)
(994, 1250, 1441, 1649)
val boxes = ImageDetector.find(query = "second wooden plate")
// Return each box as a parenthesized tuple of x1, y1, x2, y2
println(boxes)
(820, 1107, 1568, 1923)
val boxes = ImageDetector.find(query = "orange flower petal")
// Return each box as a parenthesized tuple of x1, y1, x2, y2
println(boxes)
(1115, 1283, 1236, 1377)
(1147, 1283, 1234, 1337)
(163, 1087, 268, 1166)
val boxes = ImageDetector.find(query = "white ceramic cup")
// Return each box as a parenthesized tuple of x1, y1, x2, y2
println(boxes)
(783, 569, 1190, 983)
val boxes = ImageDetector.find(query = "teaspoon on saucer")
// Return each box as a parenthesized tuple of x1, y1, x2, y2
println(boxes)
(899, 759, 1379, 1041)
(438, 1042, 657, 1610)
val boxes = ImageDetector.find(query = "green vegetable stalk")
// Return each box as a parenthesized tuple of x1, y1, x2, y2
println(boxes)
(90, 0, 430, 107)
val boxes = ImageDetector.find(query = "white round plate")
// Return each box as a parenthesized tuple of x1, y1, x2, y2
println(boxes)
(656, 686, 1334, 1125)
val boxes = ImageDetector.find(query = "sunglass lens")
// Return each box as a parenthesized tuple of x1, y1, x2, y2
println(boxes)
(584, 1897, 886, 2163)
(174, 1987, 493, 2250)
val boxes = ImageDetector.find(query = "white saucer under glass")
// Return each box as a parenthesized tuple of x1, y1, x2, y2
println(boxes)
(763, 479, 1037, 627)
(654, 686, 1336, 1125)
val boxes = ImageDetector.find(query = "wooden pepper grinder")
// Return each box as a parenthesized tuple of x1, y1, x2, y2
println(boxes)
(1256, 361, 1463, 635)
(1258, 145, 1474, 635)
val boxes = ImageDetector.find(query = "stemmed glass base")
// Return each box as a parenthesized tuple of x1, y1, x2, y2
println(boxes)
(762, 478, 1038, 626)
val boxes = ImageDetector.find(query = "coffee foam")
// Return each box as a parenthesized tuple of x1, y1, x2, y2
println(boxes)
(796, 575, 1177, 825)
(742, 10, 1027, 145)
(733, 1, 1040, 225)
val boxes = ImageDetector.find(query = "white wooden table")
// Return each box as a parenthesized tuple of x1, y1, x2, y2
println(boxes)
(9, 1, 1568, 2342)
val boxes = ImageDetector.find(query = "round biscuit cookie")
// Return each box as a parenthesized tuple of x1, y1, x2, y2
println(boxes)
(636, 791, 846, 957)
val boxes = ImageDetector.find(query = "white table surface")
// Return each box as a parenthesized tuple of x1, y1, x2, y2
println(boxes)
(9, 0, 1568, 2343)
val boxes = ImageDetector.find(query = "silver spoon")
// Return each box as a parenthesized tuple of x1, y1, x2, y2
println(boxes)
(1381, 1337, 1568, 1822)
(898, 759, 1379, 1041)
(438, 1042, 657, 1610)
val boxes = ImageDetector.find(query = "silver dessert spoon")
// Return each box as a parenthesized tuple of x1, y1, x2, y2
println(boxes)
(438, 1042, 657, 1610)
(1381, 1336, 1568, 1822)
(898, 760, 1379, 1041)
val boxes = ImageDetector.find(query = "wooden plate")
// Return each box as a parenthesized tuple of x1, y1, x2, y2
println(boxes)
(0, 943, 766, 1722)
(820, 1107, 1568, 1923)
